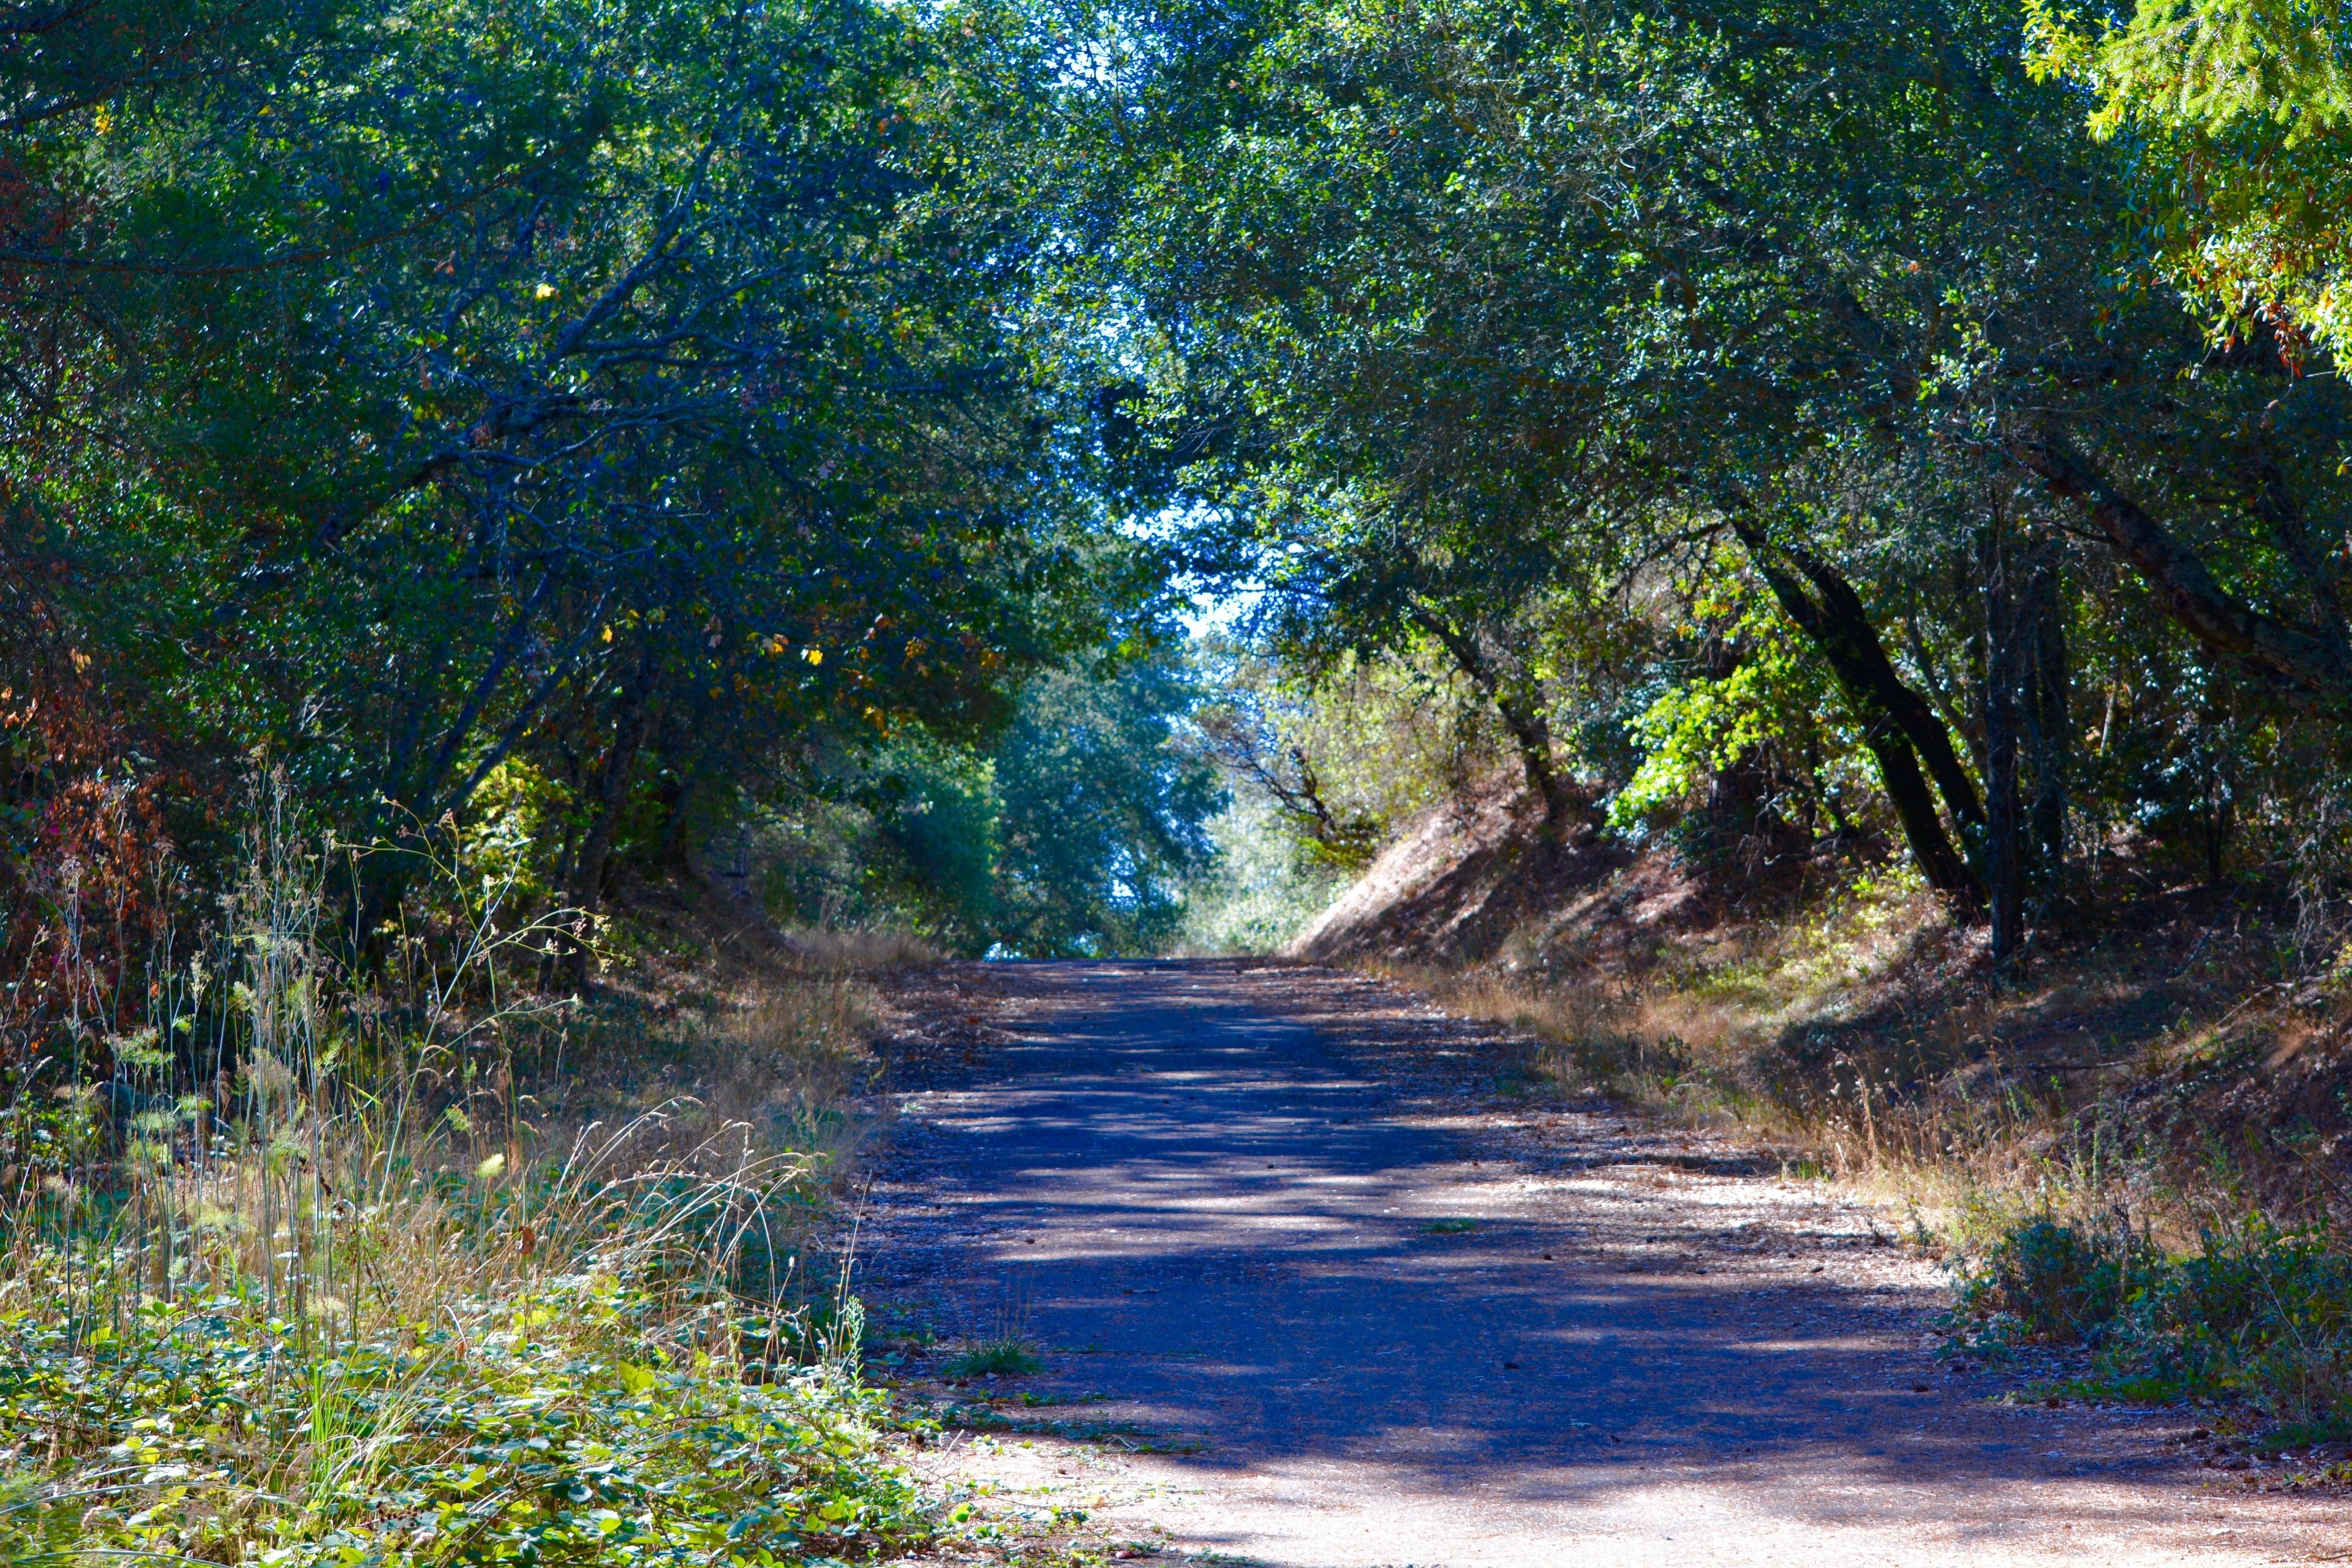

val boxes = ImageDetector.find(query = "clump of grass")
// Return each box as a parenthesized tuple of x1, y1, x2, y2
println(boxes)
(941, 1337, 1042, 1378)
(594, 985, 887, 1175)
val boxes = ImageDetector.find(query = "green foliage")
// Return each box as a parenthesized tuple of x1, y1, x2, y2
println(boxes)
(0, 785, 932, 1568)
(1607, 573, 1865, 848)
(1074, 0, 2352, 948)
(871, 739, 1006, 945)
(741, 649, 1224, 958)
(1188, 644, 1494, 875)
(1179, 794, 1354, 956)
(1953, 1219, 2155, 1344)
(939, 1338, 1042, 1379)
(1956, 1217, 2352, 1426)
(2103, 1223, 2352, 1422)
(2029, 0, 2352, 356)
(0, 1273, 921, 1567)
(989, 654, 1223, 958)
(2, 0, 1152, 944)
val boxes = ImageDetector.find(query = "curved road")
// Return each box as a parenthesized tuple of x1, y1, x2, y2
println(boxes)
(864, 960, 2336, 1566)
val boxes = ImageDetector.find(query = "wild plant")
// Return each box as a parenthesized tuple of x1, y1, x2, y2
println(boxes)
(0, 779, 924, 1566)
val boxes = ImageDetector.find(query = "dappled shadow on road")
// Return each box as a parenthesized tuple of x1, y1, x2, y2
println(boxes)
(866, 961, 2328, 1565)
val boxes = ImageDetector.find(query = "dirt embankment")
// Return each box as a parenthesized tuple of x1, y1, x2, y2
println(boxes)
(1283, 788, 2352, 1231)
(1287, 785, 1706, 971)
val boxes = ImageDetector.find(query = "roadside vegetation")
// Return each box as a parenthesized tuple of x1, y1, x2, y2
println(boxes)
(0, 780, 941, 1565)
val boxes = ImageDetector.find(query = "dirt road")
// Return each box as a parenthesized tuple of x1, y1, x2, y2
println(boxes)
(863, 960, 2341, 1566)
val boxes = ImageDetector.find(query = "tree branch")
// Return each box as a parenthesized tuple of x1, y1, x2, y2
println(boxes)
(2013, 432, 2352, 715)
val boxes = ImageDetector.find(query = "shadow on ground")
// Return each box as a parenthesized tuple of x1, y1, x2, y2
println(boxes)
(864, 961, 2332, 1567)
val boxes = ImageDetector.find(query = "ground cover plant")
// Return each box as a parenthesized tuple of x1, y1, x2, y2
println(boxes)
(1950, 1213, 2352, 1436)
(0, 787, 934, 1566)
(0, 1177, 918, 1567)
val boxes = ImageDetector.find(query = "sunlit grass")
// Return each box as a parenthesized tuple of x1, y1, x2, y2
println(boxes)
(0, 785, 933, 1566)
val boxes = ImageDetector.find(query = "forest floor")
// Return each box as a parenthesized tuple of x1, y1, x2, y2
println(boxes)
(859, 959, 2347, 1567)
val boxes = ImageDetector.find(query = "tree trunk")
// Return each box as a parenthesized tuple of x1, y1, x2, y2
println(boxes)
(1857, 714, 1981, 895)
(654, 762, 700, 874)
(1733, 521, 1982, 899)
(2203, 704, 2236, 887)
(1784, 549, 1985, 834)
(563, 688, 652, 987)
(2022, 545, 2070, 886)
(1491, 684, 1572, 829)
(1982, 521, 2025, 965)
(1412, 610, 1575, 830)
(2016, 434, 2352, 714)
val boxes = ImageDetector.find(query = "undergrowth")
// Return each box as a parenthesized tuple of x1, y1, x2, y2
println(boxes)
(1951, 1215, 2352, 1431)
(0, 780, 937, 1565)
(939, 1338, 1042, 1379)
(0, 1164, 917, 1567)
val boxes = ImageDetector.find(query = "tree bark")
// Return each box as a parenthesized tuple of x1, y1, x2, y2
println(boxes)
(1782, 548, 1985, 834)
(1982, 521, 2025, 963)
(1855, 701, 1982, 896)
(2022, 544, 2070, 883)
(1412, 609, 1575, 830)
(1732, 520, 1983, 898)
(1749, 533, 1985, 893)
(563, 682, 654, 986)
(654, 764, 699, 874)
(2015, 434, 2352, 714)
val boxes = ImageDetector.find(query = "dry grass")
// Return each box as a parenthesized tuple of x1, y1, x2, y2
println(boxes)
(0, 801, 942, 1564)
(775, 925, 942, 976)
(538, 967, 898, 1196)
(532, 899, 942, 1186)
(1373, 865, 2345, 1259)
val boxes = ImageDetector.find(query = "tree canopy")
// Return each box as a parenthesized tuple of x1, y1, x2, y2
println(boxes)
(10, 0, 2352, 985)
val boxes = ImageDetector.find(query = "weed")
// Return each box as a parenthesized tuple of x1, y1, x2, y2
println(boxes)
(1952, 1219, 2154, 1344)
(0, 787, 930, 1566)
(2101, 1223, 2352, 1423)
(943, 1336, 1044, 1378)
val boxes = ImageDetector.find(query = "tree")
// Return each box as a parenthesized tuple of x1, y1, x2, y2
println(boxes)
(989, 651, 1223, 957)
(3, 0, 1133, 941)
(2027, 0, 2352, 360)
(1079, 0, 2352, 947)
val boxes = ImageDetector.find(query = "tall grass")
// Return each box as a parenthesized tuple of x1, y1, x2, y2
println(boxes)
(0, 781, 924, 1565)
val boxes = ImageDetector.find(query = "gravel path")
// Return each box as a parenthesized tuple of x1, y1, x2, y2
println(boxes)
(862, 960, 2342, 1566)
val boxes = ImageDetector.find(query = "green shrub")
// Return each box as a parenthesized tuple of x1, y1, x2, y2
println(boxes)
(2100, 1223, 2352, 1425)
(0, 1267, 923, 1567)
(940, 1338, 1041, 1378)
(1953, 1219, 2152, 1343)
(1956, 1216, 2352, 1428)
